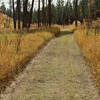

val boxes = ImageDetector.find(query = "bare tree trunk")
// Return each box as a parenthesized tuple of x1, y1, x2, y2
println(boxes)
(12, 0, 16, 29)
(42, 0, 45, 26)
(38, 0, 40, 28)
(28, 0, 34, 28)
(48, 0, 51, 27)
(23, 0, 28, 28)
(81, 0, 85, 23)
(9, 0, 12, 26)
(75, 0, 78, 27)
(88, 0, 91, 19)
(17, 0, 21, 29)
(96, 0, 99, 10)
(46, 0, 48, 26)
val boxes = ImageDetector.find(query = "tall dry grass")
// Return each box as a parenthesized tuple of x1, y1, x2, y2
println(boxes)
(0, 28, 59, 91)
(75, 25, 100, 88)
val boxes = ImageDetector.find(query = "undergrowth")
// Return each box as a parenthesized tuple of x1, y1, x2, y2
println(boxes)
(75, 24, 100, 88)
(0, 27, 59, 92)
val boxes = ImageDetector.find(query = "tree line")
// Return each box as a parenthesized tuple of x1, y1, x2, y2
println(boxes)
(0, 0, 100, 29)
(32, 0, 99, 26)
(0, 0, 52, 29)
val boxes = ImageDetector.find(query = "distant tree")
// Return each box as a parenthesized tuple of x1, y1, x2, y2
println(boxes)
(12, 0, 16, 29)
(6, 9, 13, 17)
(74, 0, 78, 27)
(33, 10, 38, 23)
(17, 0, 21, 29)
(9, 0, 12, 24)
(95, 0, 100, 10)
(95, 0, 100, 17)
(64, 0, 73, 25)
(48, 0, 51, 27)
(23, 0, 28, 28)
(0, 2, 13, 17)
(42, 0, 45, 26)
(28, 0, 34, 28)
(38, 0, 40, 28)
(9, 0, 12, 18)
(56, 0, 64, 24)
(79, 0, 89, 21)
(45, 0, 48, 26)
(51, 4, 57, 24)
(0, 2, 6, 14)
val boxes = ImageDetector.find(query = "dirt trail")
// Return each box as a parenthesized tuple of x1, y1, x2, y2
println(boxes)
(0, 30, 100, 100)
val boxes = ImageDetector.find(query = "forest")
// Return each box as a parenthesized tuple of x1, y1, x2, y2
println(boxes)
(0, 0, 100, 28)
(0, 0, 100, 99)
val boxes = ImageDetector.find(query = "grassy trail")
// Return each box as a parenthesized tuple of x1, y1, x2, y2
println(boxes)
(0, 30, 100, 100)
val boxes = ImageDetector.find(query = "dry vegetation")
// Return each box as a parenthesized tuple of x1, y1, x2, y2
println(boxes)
(53, 21, 81, 31)
(74, 19, 100, 88)
(0, 27, 60, 91)
(0, 13, 7, 28)
(0, 10, 60, 91)
(0, 13, 13, 29)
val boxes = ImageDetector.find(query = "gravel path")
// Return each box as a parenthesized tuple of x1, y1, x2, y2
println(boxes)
(0, 31, 100, 100)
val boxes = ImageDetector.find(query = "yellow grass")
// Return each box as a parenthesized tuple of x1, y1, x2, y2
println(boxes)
(0, 28, 59, 89)
(53, 21, 81, 30)
(75, 26, 100, 88)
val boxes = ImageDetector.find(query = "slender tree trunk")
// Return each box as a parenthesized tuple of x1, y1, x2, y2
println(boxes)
(48, 0, 51, 27)
(38, 0, 40, 28)
(17, 0, 21, 29)
(88, 0, 91, 18)
(81, 0, 85, 23)
(28, 0, 34, 28)
(96, 0, 99, 10)
(46, 0, 48, 26)
(9, 0, 12, 26)
(42, 0, 45, 26)
(12, 0, 16, 29)
(23, 0, 28, 28)
(75, 0, 78, 27)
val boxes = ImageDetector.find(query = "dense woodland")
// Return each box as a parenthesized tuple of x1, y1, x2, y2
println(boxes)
(0, 0, 100, 29)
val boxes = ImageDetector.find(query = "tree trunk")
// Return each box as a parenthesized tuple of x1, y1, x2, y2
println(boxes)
(38, 0, 40, 28)
(12, 0, 16, 29)
(42, 0, 45, 26)
(48, 0, 51, 27)
(23, 0, 28, 28)
(75, 0, 78, 27)
(17, 0, 21, 29)
(81, 0, 85, 23)
(9, 0, 12, 26)
(28, 0, 34, 28)
(46, 0, 48, 26)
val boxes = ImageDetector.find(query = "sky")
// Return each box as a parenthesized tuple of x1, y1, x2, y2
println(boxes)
(0, 0, 69, 9)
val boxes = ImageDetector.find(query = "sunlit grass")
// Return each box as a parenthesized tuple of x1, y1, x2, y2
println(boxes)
(75, 25, 100, 88)
(53, 21, 81, 31)
(0, 27, 59, 89)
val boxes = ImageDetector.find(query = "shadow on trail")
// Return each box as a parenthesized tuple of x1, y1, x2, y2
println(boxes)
(56, 29, 74, 37)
